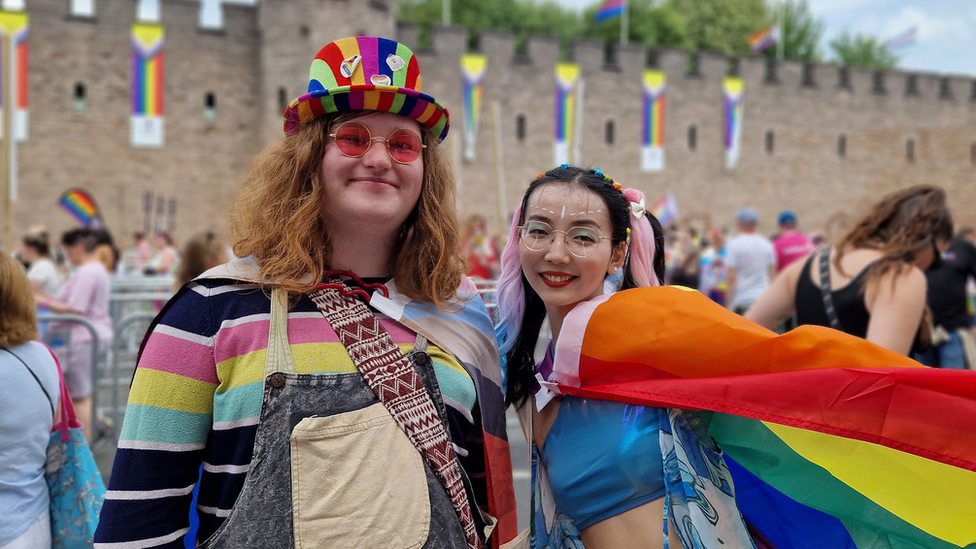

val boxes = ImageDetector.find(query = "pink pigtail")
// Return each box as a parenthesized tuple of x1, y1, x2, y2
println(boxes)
(496, 202, 526, 353)
(622, 188, 659, 288)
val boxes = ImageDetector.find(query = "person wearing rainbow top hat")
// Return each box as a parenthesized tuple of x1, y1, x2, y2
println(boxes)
(96, 37, 518, 549)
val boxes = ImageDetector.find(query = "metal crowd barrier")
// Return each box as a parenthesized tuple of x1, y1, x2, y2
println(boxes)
(45, 275, 500, 448)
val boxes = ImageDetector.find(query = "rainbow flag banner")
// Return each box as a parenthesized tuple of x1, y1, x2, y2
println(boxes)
(748, 24, 778, 53)
(649, 191, 678, 225)
(58, 188, 102, 227)
(553, 62, 581, 167)
(460, 53, 487, 162)
(640, 70, 666, 172)
(0, 10, 29, 142)
(723, 77, 744, 170)
(131, 23, 164, 148)
(885, 25, 918, 52)
(552, 287, 976, 549)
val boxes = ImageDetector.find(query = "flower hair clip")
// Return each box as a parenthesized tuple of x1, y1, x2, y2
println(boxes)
(594, 167, 623, 192)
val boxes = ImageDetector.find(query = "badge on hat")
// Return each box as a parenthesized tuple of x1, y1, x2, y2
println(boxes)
(371, 74, 392, 86)
(340, 55, 361, 78)
(386, 54, 405, 71)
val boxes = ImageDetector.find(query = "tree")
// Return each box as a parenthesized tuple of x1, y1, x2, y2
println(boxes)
(765, 0, 824, 63)
(829, 30, 898, 70)
(667, 0, 770, 55)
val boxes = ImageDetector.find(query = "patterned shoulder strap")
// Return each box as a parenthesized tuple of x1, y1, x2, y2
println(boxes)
(817, 246, 845, 332)
(309, 283, 482, 549)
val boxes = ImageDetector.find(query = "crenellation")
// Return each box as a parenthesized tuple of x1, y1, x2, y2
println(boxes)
(655, 48, 687, 78)
(396, 20, 419, 50)
(569, 39, 603, 72)
(739, 56, 766, 86)
(697, 51, 727, 80)
(613, 43, 646, 74)
(777, 59, 804, 89)
(479, 30, 516, 61)
(429, 25, 467, 56)
(4, 1, 976, 247)
(523, 35, 561, 68)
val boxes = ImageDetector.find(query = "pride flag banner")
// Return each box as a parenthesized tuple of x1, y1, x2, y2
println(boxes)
(58, 188, 102, 227)
(131, 23, 164, 148)
(460, 53, 487, 162)
(640, 70, 665, 172)
(552, 287, 976, 549)
(748, 24, 778, 53)
(553, 63, 581, 167)
(594, 0, 625, 22)
(723, 77, 744, 170)
(649, 191, 678, 225)
(0, 10, 29, 142)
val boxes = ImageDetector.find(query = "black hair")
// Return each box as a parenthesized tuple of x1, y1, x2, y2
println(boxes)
(503, 166, 662, 407)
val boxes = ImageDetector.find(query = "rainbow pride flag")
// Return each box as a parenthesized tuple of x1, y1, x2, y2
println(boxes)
(641, 70, 666, 172)
(649, 191, 678, 225)
(0, 10, 29, 142)
(58, 188, 101, 227)
(748, 24, 778, 53)
(131, 23, 164, 147)
(551, 287, 976, 549)
(553, 63, 580, 166)
(460, 54, 487, 161)
(723, 77, 744, 170)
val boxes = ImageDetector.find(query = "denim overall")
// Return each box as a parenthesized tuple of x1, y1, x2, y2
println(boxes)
(200, 289, 468, 548)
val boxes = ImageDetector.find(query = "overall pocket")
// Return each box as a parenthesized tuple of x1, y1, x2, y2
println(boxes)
(291, 402, 431, 549)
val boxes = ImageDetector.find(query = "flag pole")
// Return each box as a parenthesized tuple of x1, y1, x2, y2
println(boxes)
(620, 0, 628, 46)
(777, 2, 784, 61)
(0, 31, 11, 251)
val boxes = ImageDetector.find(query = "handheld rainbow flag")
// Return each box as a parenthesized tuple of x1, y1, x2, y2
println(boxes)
(594, 0, 625, 22)
(649, 191, 678, 225)
(641, 70, 666, 172)
(553, 63, 581, 167)
(460, 54, 487, 162)
(0, 10, 29, 142)
(58, 188, 102, 227)
(551, 287, 976, 549)
(131, 23, 165, 147)
(723, 77, 744, 170)
(885, 25, 918, 52)
(748, 24, 778, 53)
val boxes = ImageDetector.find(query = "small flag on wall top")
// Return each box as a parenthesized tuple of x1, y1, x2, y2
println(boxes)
(748, 24, 778, 53)
(595, 0, 625, 22)
(131, 23, 165, 148)
(885, 26, 917, 52)
(0, 10, 29, 142)
(460, 54, 487, 162)
(641, 70, 665, 172)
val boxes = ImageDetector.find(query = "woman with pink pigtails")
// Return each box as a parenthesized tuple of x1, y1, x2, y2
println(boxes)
(496, 165, 757, 549)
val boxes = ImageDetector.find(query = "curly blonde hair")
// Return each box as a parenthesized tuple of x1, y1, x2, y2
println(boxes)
(229, 112, 465, 309)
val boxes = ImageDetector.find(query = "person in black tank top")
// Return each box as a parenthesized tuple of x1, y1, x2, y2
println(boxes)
(745, 186, 953, 356)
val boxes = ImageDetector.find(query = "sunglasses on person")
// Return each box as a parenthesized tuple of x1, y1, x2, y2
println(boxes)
(518, 220, 612, 258)
(328, 122, 427, 164)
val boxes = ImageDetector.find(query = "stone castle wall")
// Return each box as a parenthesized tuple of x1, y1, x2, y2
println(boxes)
(6, 0, 975, 249)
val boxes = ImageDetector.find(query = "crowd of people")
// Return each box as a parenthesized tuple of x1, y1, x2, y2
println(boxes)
(2, 33, 975, 549)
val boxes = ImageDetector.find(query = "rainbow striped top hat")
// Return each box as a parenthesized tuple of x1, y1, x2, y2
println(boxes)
(283, 36, 450, 142)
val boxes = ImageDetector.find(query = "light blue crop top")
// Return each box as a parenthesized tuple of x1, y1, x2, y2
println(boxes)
(538, 393, 665, 531)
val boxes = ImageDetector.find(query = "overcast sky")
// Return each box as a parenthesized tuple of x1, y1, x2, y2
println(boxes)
(549, 0, 976, 77)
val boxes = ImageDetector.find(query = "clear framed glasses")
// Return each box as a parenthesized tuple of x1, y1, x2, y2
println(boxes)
(518, 220, 612, 258)
(328, 121, 427, 164)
